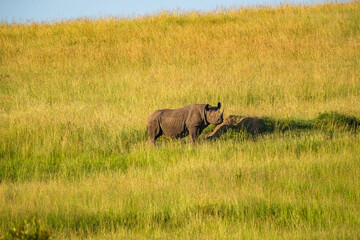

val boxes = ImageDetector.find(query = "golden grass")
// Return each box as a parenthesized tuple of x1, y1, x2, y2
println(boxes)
(0, 1, 360, 239)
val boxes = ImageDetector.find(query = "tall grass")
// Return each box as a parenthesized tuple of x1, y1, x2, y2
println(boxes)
(0, 2, 359, 239)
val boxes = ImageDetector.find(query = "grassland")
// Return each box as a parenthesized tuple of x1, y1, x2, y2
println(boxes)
(0, 2, 360, 239)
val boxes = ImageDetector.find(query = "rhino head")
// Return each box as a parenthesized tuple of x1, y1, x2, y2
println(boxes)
(205, 102, 224, 125)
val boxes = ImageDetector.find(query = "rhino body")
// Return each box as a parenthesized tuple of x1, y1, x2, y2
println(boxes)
(147, 102, 224, 145)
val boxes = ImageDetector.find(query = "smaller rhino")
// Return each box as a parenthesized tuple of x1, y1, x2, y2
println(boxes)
(147, 102, 224, 145)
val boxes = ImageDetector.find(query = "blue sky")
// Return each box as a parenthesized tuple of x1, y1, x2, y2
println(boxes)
(1, 0, 334, 24)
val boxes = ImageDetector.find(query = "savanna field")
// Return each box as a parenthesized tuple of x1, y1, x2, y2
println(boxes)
(0, 2, 360, 239)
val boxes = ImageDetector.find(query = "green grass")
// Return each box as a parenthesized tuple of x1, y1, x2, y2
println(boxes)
(1, 1, 360, 239)
(1, 131, 359, 239)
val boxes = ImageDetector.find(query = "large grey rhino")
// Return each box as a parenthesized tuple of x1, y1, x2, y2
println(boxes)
(147, 102, 224, 145)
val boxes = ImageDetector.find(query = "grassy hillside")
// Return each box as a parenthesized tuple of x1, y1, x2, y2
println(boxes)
(0, 2, 359, 239)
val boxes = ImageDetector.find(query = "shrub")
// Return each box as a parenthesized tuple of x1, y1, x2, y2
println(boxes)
(3, 218, 51, 240)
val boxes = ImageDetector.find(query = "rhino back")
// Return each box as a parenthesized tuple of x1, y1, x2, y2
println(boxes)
(159, 109, 189, 138)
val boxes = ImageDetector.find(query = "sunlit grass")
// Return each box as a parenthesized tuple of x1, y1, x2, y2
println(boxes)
(0, 1, 359, 239)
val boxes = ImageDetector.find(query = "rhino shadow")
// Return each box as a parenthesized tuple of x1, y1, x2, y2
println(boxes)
(205, 115, 269, 140)
(205, 112, 360, 140)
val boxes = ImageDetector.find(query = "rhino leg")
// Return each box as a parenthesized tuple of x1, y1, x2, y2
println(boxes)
(147, 123, 163, 146)
(189, 127, 201, 144)
(147, 138, 156, 146)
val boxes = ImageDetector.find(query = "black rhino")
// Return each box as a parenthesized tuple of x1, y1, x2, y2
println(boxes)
(147, 102, 224, 145)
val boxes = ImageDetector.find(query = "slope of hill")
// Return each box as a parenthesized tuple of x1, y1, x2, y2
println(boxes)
(0, 2, 359, 239)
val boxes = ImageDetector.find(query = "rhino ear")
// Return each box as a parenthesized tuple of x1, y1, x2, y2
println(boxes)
(217, 102, 221, 109)
(205, 104, 210, 111)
